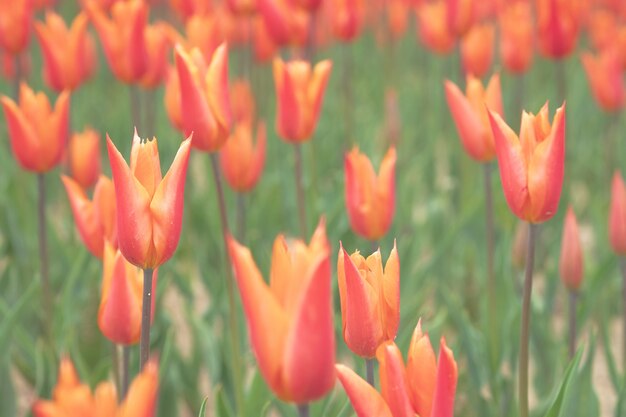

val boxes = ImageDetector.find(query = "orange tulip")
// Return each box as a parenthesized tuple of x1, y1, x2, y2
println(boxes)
(226, 0, 258, 14)
(230, 79, 256, 124)
(444, 73, 503, 162)
(258, 0, 309, 46)
(67, 127, 101, 189)
(559, 206, 583, 292)
(1, 83, 69, 173)
(220, 121, 266, 192)
(331, 0, 365, 42)
(460, 22, 494, 77)
(586, 8, 617, 52)
(164, 67, 182, 130)
(273, 57, 332, 143)
(445, 0, 475, 37)
(416, 1, 455, 55)
(62, 175, 117, 259)
(0, 0, 33, 55)
(344, 147, 396, 240)
(609, 171, 626, 256)
(140, 22, 174, 89)
(581, 47, 625, 112)
(87, 0, 148, 83)
(99, 242, 157, 345)
(337, 242, 399, 358)
(183, 13, 224, 63)
(336, 321, 458, 417)
(498, 1, 534, 74)
(106, 130, 192, 269)
(168, 0, 213, 21)
(253, 16, 278, 62)
(488, 102, 566, 223)
(227, 220, 335, 403)
(35, 11, 96, 92)
(536, 0, 581, 59)
(175, 44, 232, 152)
(387, 0, 409, 40)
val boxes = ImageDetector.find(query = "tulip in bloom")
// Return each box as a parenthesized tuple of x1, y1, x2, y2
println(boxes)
(273, 58, 332, 143)
(337, 242, 399, 357)
(106, 130, 192, 269)
(536, 0, 581, 59)
(175, 44, 232, 152)
(345, 146, 396, 240)
(67, 127, 101, 189)
(444, 73, 503, 162)
(227, 220, 335, 403)
(35, 11, 96, 92)
(559, 206, 583, 292)
(416, 1, 455, 55)
(0, 0, 33, 55)
(387, 0, 409, 40)
(220, 121, 266, 192)
(581, 48, 625, 112)
(587, 8, 617, 52)
(460, 22, 494, 77)
(336, 321, 458, 417)
(1, 83, 69, 173)
(498, 1, 534, 74)
(488, 102, 566, 223)
(609, 171, 626, 256)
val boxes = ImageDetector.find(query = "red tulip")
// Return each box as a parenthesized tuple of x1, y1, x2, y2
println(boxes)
(536, 0, 581, 59)
(581, 47, 624, 112)
(609, 171, 626, 256)
(445, 0, 475, 37)
(330, 0, 365, 42)
(220, 121, 266, 192)
(67, 127, 101, 189)
(498, 1, 534, 74)
(258, 0, 309, 46)
(460, 22, 494, 77)
(226, 0, 258, 15)
(559, 206, 583, 292)
(253, 16, 278, 62)
(106, 130, 192, 269)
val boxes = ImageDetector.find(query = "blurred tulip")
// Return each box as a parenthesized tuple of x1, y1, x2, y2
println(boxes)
(387, 0, 409, 40)
(498, 1, 534, 74)
(559, 206, 583, 292)
(536, 0, 581, 59)
(227, 220, 335, 403)
(416, 1, 455, 55)
(331, 0, 365, 42)
(581, 48, 625, 112)
(62, 175, 117, 259)
(227, 0, 258, 14)
(384, 88, 401, 147)
(1, 83, 69, 173)
(175, 44, 232, 152)
(183, 13, 224, 62)
(169, 0, 213, 21)
(140, 22, 174, 88)
(253, 16, 278, 62)
(337, 242, 399, 358)
(0, 0, 33, 55)
(87, 0, 148, 83)
(164, 67, 182, 130)
(444, 73, 503, 162)
(67, 128, 101, 189)
(106, 131, 192, 269)
(99, 242, 157, 345)
(345, 147, 396, 240)
(231, 79, 256, 124)
(488, 102, 566, 223)
(35, 11, 96, 92)
(586, 8, 617, 52)
(273, 57, 332, 142)
(220, 121, 266, 192)
(445, 0, 474, 37)
(609, 171, 626, 256)
(259, 0, 309, 46)
(460, 22, 494, 77)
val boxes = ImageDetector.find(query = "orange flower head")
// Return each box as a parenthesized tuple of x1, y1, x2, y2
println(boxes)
(387, 0, 409, 40)
(609, 171, 626, 256)
(445, 0, 475, 37)
(175, 44, 232, 152)
(460, 22, 494, 77)
(331, 0, 365, 42)
(587, 8, 617, 51)
(253, 16, 278, 62)
(488, 102, 566, 223)
(164, 66, 182, 130)
(62, 175, 117, 259)
(168, 0, 213, 21)
(258, 0, 309, 47)
(226, 0, 258, 15)
(416, 1, 455, 55)
(445, 73, 503, 162)
(220, 121, 266, 192)
(337, 242, 399, 358)
(559, 206, 583, 292)
(106, 130, 192, 269)
(67, 127, 101, 189)
(227, 220, 335, 403)
(35, 11, 96, 92)
(344, 146, 396, 240)
(0, 0, 33, 55)
(498, 1, 534, 74)
(1, 83, 69, 173)
(581, 47, 625, 112)
(273, 57, 332, 143)
(184, 13, 224, 63)
(230, 79, 256, 124)
(140, 21, 175, 89)
(536, 0, 581, 59)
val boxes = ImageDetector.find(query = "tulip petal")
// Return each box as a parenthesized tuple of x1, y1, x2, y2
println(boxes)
(610, 171, 626, 255)
(381, 240, 399, 340)
(274, 58, 302, 141)
(430, 338, 458, 417)
(1, 96, 42, 171)
(307, 60, 332, 137)
(118, 360, 158, 417)
(61, 175, 103, 258)
(205, 43, 232, 130)
(377, 342, 414, 417)
(406, 321, 436, 417)
(335, 364, 393, 417)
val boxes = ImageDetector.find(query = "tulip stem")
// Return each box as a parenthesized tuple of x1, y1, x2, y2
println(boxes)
(620, 258, 626, 371)
(294, 144, 308, 238)
(13, 54, 22, 99)
(484, 163, 497, 364)
(342, 43, 354, 149)
(236, 193, 246, 243)
(366, 358, 375, 387)
(117, 344, 131, 399)
(37, 174, 52, 332)
(209, 154, 245, 416)
(519, 223, 538, 417)
(130, 85, 142, 132)
(567, 291, 577, 360)
(297, 404, 309, 417)
(140, 268, 154, 371)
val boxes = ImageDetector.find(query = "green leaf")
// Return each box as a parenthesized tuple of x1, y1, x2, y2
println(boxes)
(198, 397, 208, 417)
(558, 336, 599, 417)
(215, 384, 234, 417)
(542, 348, 582, 417)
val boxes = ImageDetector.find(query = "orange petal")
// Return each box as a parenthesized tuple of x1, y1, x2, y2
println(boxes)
(406, 320, 436, 416)
(205, 43, 232, 132)
(377, 342, 414, 417)
(335, 364, 393, 417)
(610, 171, 626, 255)
(118, 360, 158, 417)
(274, 57, 303, 142)
(61, 175, 103, 258)
(381, 240, 399, 340)
(430, 338, 458, 417)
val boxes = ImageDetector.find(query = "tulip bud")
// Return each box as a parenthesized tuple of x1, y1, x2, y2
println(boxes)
(559, 207, 583, 292)
(460, 22, 494, 77)
(609, 171, 626, 255)
(581, 47, 625, 112)
(67, 128, 101, 189)
(498, 1, 534, 74)
(331, 0, 365, 42)
(220, 121, 266, 192)
(536, 0, 581, 59)
(0, 0, 33, 55)
(416, 1, 455, 55)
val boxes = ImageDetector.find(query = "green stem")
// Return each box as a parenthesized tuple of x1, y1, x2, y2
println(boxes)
(620, 258, 626, 372)
(117, 344, 131, 399)
(297, 404, 309, 417)
(37, 174, 52, 331)
(139, 268, 154, 370)
(568, 291, 577, 361)
(484, 163, 497, 364)
(13, 54, 22, 99)
(236, 193, 246, 243)
(294, 144, 307, 238)
(366, 358, 375, 387)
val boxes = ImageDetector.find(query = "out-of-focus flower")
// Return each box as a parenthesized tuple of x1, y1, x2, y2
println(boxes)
(416, 1, 455, 55)
(0, 0, 33, 55)
(231, 79, 256, 124)
(67, 127, 101, 189)
(1, 83, 69, 173)
(226, 0, 258, 15)
(106, 131, 192, 269)
(586, 8, 617, 51)
(581, 47, 624, 112)
(344, 146, 396, 240)
(444, 73, 503, 162)
(536, 0, 581, 59)
(387, 0, 409, 40)
(499, 1, 534, 74)
(220, 121, 266, 192)
(445, 0, 475, 37)
(559, 206, 583, 292)
(337, 242, 399, 358)
(460, 22, 494, 77)
(182, 13, 224, 62)
(253, 16, 278, 62)
(258, 0, 309, 47)
(330, 0, 365, 42)
(488, 102, 566, 223)
(140, 22, 175, 88)
(168, 0, 213, 21)
(227, 220, 335, 403)
(609, 171, 626, 256)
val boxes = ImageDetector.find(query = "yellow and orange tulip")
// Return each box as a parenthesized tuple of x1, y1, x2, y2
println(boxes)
(220, 121, 266, 192)
(67, 127, 101, 189)
(559, 206, 583, 292)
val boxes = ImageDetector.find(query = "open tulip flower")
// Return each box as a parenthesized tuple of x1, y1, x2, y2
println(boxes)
(1, 83, 70, 173)
(33, 357, 159, 417)
(227, 219, 335, 404)
(336, 321, 458, 417)
(220, 121, 266, 193)
(67, 127, 101, 189)
(609, 171, 626, 256)
(488, 102, 566, 223)
(62, 175, 117, 259)
(106, 130, 192, 269)
(344, 146, 396, 241)
(337, 242, 399, 358)
(559, 206, 583, 292)
(273, 57, 332, 143)
(445, 73, 503, 162)
(581, 47, 625, 112)
(259, 0, 309, 47)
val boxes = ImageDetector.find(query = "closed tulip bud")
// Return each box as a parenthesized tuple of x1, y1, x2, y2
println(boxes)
(331, 0, 365, 42)
(220, 121, 266, 192)
(230, 79, 256, 125)
(67, 128, 101, 189)
(587, 9, 617, 52)
(445, 0, 475, 37)
(488, 102, 566, 223)
(1, 83, 70, 173)
(559, 207, 583, 292)
(259, 0, 309, 47)
(140, 22, 174, 89)
(35, 11, 96, 92)
(461, 22, 494, 77)
(536, 0, 581, 59)
(0, 0, 33, 55)
(175, 44, 232, 152)
(273, 58, 332, 143)
(337, 242, 399, 358)
(581, 48, 624, 112)
(227, 220, 335, 403)
(345, 147, 396, 240)
(416, 1, 455, 55)
(107, 130, 192, 269)
(498, 1, 534, 74)
(445, 73, 503, 162)
(387, 0, 409, 40)
(609, 171, 626, 255)
(253, 16, 278, 62)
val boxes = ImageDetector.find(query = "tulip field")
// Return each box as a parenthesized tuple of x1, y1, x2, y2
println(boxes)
(2, 0, 626, 416)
